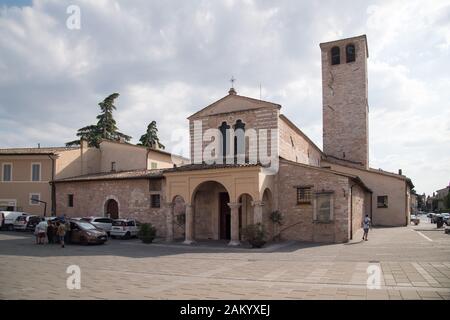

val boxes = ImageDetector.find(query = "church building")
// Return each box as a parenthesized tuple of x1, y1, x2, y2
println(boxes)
(49, 34, 413, 244)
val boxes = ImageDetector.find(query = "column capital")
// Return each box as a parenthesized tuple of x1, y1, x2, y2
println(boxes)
(227, 202, 241, 210)
(251, 200, 264, 207)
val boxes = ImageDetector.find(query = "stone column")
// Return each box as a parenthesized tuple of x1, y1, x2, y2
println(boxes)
(252, 200, 264, 224)
(165, 202, 174, 242)
(228, 202, 241, 246)
(183, 204, 195, 245)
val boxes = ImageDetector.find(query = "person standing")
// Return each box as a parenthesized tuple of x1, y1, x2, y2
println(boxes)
(56, 221, 66, 248)
(64, 219, 71, 245)
(362, 214, 371, 241)
(35, 219, 47, 245)
(46, 221, 54, 244)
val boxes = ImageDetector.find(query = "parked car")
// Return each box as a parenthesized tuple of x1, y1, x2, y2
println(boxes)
(431, 213, 442, 223)
(110, 219, 141, 239)
(1, 211, 28, 231)
(441, 213, 450, 225)
(68, 219, 108, 245)
(80, 217, 113, 235)
(13, 215, 40, 231)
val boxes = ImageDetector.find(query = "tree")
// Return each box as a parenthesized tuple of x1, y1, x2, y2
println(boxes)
(138, 121, 165, 149)
(66, 93, 131, 147)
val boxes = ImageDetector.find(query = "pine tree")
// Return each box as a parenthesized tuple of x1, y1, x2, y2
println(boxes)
(66, 93, 131, 147)
(138, 121, 165, 149)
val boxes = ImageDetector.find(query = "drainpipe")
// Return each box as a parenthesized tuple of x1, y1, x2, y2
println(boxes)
(47, 154, 56, 216)
(350, 185, 354, 240)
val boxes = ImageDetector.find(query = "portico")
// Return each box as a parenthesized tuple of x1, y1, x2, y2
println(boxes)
(163, 164, 275, 246)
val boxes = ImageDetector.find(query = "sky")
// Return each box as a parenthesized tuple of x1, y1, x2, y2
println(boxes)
(0, 0, 449, 195)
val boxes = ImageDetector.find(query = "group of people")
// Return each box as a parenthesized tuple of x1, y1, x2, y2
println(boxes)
(34, 218, 71, 248)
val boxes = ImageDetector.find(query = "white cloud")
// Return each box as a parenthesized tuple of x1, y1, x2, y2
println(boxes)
(0, 0, 449, 194)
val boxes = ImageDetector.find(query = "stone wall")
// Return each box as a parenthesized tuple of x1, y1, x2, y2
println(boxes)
(321, 35, 369, 168)
(276, 159, 356, 243)
(189, 106, 279, 163)
(55, 178, 168, 237)
(351, 184, 365, 239)
(278, 116, 322, 167)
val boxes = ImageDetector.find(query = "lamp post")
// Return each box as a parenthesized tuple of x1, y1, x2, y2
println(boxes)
(31, 198, 47, 217)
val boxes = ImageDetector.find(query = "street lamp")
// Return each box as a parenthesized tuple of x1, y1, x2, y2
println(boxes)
(31, 198, 47, 217)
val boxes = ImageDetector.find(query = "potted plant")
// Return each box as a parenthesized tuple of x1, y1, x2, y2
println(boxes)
(242, 223, 266, 248)
(138, 223, 157, 243)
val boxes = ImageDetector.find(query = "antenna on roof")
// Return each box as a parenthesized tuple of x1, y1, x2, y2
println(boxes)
(259, 83, 262, 100)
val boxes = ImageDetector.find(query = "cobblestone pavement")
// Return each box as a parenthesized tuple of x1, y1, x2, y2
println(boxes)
(1, 218, 450, 300)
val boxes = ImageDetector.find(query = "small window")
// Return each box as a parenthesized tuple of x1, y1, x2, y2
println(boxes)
(346, 44, 355, 63)
(297, 187, 312, 204)
(377, 196, 388, 208)
(151, 162, 157, 169)
(111, 162, 116, 172)
(127, 220, 136, 226)
(151, 194, 161, 208)
(68, 194, 74, 207)
(31, 163, 41, 181)
(314, 192, 334, 222)
(331, 46, 340, 65)
(2, 163, 12, 181)
(30, 194, 40, 205)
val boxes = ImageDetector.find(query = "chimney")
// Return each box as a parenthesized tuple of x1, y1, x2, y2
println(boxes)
(398, 169, 403, 175)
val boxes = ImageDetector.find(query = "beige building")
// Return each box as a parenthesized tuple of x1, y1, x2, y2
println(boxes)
(4, 34, 413, 244)
(0, 140, 187, 216)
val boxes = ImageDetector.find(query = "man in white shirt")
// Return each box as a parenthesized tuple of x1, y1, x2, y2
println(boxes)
(362, 214, 371, 241)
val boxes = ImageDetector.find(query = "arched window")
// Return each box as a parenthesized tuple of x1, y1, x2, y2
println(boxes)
(233, 120, 246, 160)
(331, 46, 340, 65)
(219, 121, 230, 162)
(346, 44, 355, 63)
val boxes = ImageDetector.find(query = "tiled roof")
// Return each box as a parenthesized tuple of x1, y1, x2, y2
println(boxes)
(53, 169, 163, 183)
(164, 162, 260, 173)
(0, 147, 79, 155)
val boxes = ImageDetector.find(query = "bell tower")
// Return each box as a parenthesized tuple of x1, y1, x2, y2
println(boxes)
(320, 35, 369, 168)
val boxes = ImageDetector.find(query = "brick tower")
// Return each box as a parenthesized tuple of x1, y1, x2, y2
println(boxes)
(320, 35, 369, 169)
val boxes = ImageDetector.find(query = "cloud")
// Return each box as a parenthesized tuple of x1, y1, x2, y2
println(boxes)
(0, 0, 449, 194)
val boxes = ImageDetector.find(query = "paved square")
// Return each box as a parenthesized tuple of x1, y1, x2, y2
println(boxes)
(1, 218, 450, 300)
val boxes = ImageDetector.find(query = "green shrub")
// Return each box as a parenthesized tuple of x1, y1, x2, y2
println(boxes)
(138, 223, 157, 243)
(242, 223, 266, 248)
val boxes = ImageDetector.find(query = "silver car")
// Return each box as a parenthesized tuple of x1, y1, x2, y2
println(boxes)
(80, 217, 113, 235)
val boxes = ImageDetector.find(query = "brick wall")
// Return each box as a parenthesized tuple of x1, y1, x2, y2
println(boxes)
(190, 107, 279, 163)
(321, 35, 369, 168)
(55, 178, 168, 237)
(276, 159, 354, 243)
(278, 116, 322, 166)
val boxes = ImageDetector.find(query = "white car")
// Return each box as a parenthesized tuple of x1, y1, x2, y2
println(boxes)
(81, 217, 113, 235)
(110, 219, 140, 239)
(1, 211, 28, 231)
(14, 215, 40, 231)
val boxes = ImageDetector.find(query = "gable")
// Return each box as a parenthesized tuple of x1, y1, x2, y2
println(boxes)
(188, 94, 281, 119)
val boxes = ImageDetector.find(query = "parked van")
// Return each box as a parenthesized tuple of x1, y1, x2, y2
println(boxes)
(1, 211, 28, 231)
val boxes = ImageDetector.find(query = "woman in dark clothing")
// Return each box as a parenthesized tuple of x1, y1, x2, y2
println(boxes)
(46, 221, 55, 244)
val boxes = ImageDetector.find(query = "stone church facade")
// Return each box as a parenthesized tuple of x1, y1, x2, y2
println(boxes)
(51, 35, 413, 244)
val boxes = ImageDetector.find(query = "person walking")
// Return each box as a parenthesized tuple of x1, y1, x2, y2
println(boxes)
(362, 214, 371, 241)
(56, 221, 66, 248)
(46, 221, 55, 244)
